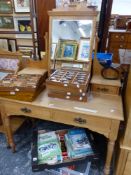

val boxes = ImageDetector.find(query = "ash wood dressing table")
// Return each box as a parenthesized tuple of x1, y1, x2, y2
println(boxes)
(0, 90, 123, 175)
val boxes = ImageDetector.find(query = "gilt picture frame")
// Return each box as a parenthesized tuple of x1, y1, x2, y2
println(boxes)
(62, 41, 78, 60)
(56, 39, 78, 60)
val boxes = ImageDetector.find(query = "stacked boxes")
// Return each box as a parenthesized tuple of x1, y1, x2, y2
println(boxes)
(46, 69, 90, 102)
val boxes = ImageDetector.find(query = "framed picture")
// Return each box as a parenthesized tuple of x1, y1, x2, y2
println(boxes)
(0, 0, 13, 14)
(62, 41, 78, 60)
(8, 39, 17, 52)
(14, 0, 30, 13)
(18, 46, 34, 58)
(51, 43, 57, 60)
(14, 17, 32, 38)
(77, 38, 90, 61)
(0, 16, 14, 29)
(56, 39, 78, 60)
(0, 39, 8, 51)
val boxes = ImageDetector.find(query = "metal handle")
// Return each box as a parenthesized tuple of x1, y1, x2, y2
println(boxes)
(21, 107, 32, 113)
(74, 117, 87, 124)
(97, 87, 109, 92)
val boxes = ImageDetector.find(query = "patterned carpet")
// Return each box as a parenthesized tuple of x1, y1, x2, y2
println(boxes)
(0, 119, 107, 175)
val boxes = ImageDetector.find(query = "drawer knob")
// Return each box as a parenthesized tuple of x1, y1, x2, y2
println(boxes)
(74, 117, 87, 124)
(21, 107, 31, 113)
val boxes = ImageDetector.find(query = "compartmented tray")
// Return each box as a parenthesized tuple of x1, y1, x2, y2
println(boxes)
(31, 129, 95, 172)
(46, 69, 90, 102)
(0, 69, 47, 101)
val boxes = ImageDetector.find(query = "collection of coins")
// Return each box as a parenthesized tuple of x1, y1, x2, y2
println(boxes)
(49, 70, 89, 85)
(0, 73, 42, 88)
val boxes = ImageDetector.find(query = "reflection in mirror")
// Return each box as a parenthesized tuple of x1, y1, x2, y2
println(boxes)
(52, 20, 93, 43)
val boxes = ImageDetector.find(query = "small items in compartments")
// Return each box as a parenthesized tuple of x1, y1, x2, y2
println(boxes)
(0, 70, 48, 101)
(46, 69, 90, 102)
(48, 69, 89, 86)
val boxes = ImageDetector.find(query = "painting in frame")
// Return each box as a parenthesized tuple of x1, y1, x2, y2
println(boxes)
(18, 46, 34, 58)
(14, 0, 30, 13)
(0, 16, 14, 29)
(56, 39, 78, 60)
(0, 39, 8, 51)
(14, 17, 32, 38)
(77, 38, 90, 62)
(0, 0, 13, 14)
(62, 40, 78, 60)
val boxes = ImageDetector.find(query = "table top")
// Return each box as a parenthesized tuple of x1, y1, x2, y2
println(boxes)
(0, 89, 124, 121)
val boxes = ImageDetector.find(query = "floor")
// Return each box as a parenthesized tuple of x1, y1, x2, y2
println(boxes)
(0, 118, 109, 175)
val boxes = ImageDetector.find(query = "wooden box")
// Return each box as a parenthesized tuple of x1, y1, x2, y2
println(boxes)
(46, 69, 90, 102)
(32, 129, 95, 172)
(0, 67, 47, 102)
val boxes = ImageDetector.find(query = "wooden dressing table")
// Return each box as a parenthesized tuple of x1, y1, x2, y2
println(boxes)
(0, 89, 123, 175)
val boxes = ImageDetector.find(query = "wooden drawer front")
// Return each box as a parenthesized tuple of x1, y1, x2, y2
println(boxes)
(124, 152, 131, 175)
(91, 84, 120, 95)
(4, 102, 51, 120)
(109, 42, 127, 49)
(127, 34, 131, 42)
(110, 33, 128, 42)
(126, 42, 131, 49)
(52, 110, 111, 136)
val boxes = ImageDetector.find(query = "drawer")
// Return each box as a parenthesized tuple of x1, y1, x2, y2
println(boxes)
(109, 42, 127, 49)
(52, 110, 111, 136)
(109, 33, 128, 42)
(91, 84, 120, 95)
(126, 42, 131, 49)
(4, 101, 51, 120)
(127, 34, 131, 42)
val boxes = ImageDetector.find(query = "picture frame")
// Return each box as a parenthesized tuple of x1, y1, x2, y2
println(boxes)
(51, 43, 57, 60)
(18, 46, 34, 58)
(14, 17, 32, 38)
(0, 0, 13, 14)
(62, 41, 78, 60)
(56, 39, 78, 60)
(8, 39, 17, 52)
(0, 16, 14, 29)
(0, 39, 8, 51)
(77, 38, 90, 61)
(14, 0, 30, 13)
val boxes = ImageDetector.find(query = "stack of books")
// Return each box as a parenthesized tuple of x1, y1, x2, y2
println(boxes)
(37, 131, 63, 165)
(65, 129, 93, 159)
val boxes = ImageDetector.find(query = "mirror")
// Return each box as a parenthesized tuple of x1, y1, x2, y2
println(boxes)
(52, 20, 93, 43)
(50, 19, 93, 70)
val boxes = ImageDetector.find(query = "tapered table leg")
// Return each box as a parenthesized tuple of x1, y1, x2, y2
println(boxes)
(104, 140, 115, 175)
(4, 117, 16, 152)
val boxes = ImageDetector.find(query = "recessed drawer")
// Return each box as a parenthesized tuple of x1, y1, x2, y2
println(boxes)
(52, 110, 111, 136)
(4, 102, 51, 120)
(91, 84, 120, 95)
(110, 33, 128, 42)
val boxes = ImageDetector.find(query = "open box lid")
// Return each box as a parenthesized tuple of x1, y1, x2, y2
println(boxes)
(0, 50, 22, 73)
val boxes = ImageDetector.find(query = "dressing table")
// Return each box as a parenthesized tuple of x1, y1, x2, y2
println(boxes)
(0, 6, 124, 175)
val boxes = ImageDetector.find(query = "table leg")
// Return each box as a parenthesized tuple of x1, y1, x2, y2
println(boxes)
(104, 140, 115, 175)
(4, 116, 16, 152)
